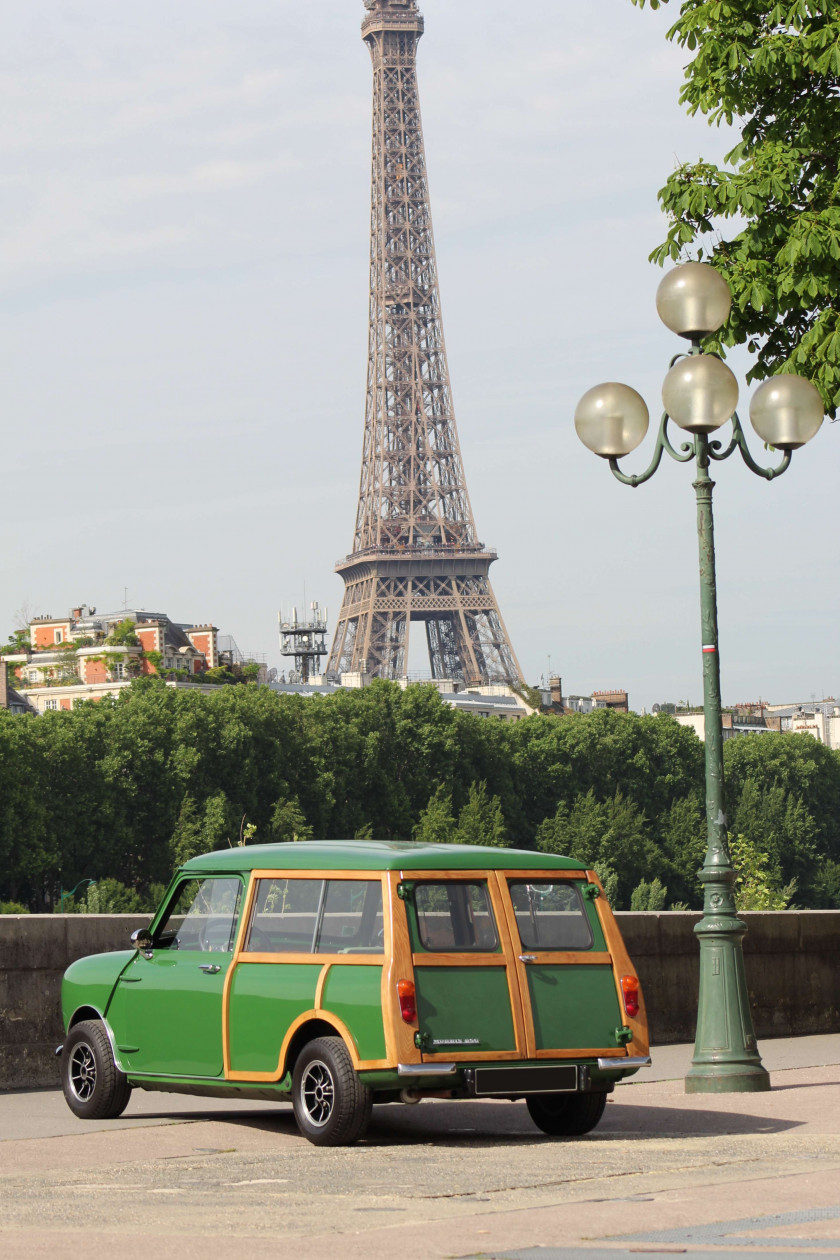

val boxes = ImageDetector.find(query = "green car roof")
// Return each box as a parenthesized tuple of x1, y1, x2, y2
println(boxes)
(182, 840, 585, 874)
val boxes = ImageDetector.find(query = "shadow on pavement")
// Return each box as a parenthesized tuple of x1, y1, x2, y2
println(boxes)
(119, 1097, 803, 1144)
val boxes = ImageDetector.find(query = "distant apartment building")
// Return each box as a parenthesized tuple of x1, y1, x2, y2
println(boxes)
(2, 604, 257, 713)
(674, 699, 840, 750)
(560, 689, 630, 715)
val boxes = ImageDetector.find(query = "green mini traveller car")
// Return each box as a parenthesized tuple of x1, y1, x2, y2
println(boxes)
(58, 841, 650, 1145)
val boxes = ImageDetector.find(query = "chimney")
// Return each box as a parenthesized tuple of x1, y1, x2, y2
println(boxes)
(549, 675, 563, 709)
(0, 659, 8, 710)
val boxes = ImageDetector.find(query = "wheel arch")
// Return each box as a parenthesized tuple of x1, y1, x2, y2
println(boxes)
(280, 1013, 359, 1079)
(66, 1007, 125, 1072)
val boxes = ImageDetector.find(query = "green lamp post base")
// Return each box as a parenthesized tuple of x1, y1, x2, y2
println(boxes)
(685, 910, 771, 1094)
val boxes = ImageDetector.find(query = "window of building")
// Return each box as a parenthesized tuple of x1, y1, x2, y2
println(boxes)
(55, 630, 63, 644)
(44, 699, 58, 711)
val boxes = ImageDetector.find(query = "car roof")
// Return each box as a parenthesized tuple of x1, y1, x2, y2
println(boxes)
(182, 840, 585, 874)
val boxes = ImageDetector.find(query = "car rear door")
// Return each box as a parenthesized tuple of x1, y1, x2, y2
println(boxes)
(402, 871, 528, 1063)
(496, 870, 635, 1061)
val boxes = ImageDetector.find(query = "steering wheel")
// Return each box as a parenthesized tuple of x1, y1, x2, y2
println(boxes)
(246, 926, 274, 952)
(198, 918, 233, 953)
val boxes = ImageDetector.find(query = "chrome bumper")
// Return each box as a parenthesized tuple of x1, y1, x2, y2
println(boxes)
(597, 1056, 651, 1071)
(398, 1062, 457, 1076)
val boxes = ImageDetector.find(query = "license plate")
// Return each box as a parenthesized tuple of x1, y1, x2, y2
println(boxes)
(473, 1065, 579, 1095)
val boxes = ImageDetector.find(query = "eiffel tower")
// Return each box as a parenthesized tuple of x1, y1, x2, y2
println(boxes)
(327, 0, 522, 686)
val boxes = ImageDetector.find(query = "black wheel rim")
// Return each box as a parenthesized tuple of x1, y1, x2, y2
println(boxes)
(300, 1059, 335, 1127)
(69, 1042, 97, 1101)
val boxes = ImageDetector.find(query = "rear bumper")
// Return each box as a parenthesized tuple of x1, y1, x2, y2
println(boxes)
(597, 1056, 651, 1072)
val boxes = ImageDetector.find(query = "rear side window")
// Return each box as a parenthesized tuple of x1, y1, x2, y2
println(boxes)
(414, 882, 498, 952)
(243, 878, 383, 954)
(509, 881, 594, 951)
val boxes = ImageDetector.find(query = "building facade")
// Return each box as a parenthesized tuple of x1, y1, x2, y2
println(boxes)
(3, 605, 233, 712)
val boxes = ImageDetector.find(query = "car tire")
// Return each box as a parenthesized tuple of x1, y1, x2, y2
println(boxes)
(526, 1090, 607, 1137)
(61, 1020, 132, 1120)
(291, 1036, 372, 1146)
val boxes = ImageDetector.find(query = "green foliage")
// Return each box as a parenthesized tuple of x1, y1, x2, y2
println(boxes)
(724, 732, 840, 902)
(630, 877, 669, 911)
(536, 789, 672, 909)
(593, 861, 620, 906)
(413, 784, 457, 845)
(1, 629, 30, 655)
(268, 797, 313, 844)
(0, 681, 837, 915)
(0, 900, 29, 914)
(453, 781, 508, 848)
(632, 0, 840, 415)
(105, 619, 139, 647)
(62, 878, 161, 914)
(729, 833, 797, 911)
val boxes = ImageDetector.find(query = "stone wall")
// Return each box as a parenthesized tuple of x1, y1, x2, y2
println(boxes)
(1, 911, 839, 1090)
(618, 911, 840, 1044)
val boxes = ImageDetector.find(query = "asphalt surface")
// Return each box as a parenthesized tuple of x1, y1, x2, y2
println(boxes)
(2, 1035, 840, 1259)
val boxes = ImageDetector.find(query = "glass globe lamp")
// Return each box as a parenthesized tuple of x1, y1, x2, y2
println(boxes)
(574, 383, 649, 457)
(662, 354, 739, 434)
(656, 262, 732, 339)
(749, 375, 824, 450)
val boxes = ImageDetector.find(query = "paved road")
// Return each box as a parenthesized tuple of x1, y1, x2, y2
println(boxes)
(2, 1036, 840, 1259)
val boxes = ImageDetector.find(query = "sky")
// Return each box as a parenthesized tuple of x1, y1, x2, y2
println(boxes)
(1, 0, 836, 712)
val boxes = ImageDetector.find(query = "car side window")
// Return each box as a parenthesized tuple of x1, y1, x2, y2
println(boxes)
(318, 880, 383, 953)
(242, 878, 384, 954)
(244, 878, 323, 953)
(508, 881, 594, 951)
(154, 877, 243, 953)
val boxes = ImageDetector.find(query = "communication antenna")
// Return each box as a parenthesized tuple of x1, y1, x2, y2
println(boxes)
(278, 601, 329, 684)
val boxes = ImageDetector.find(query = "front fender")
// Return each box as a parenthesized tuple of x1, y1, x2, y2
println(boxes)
(62, 950, 136, 1035)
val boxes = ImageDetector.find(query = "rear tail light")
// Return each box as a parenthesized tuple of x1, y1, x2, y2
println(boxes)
(397, 979, 417, 1023)
(621, 975, 640, 1018)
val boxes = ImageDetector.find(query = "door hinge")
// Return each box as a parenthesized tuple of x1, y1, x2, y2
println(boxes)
(615, 1025, 633, 1046)
(582, 883, 601, 900)
(397, 881, 415, 902)
(414, 1030, 431, 1051)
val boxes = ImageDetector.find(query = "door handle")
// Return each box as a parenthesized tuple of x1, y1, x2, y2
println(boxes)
(519, 954, 537, 963)
(198, 964, 221, 974)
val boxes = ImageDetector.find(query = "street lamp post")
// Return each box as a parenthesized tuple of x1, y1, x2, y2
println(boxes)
(59, 878, 96, 912)
(575, 262, 824, 1094)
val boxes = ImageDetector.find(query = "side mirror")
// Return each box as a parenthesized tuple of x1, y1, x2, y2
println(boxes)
(130, 927, 153, 952)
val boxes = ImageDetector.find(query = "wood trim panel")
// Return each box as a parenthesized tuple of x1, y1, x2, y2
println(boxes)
(486, 872, 528, 1058)
(222, 870, 260, 1077)
(314, 963, 331, 1011)
(385, 872, 418, 1066)
(419, 1049, 522, 1063)
(246, 869, 386, 881)
(411, 952, 503, 967)
(587, 868, 650, 1058)
(534, 1046, 627, 1060)
(493, 870, 536, 1056)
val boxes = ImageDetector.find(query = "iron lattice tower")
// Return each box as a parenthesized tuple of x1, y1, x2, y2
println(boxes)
(327, 0, 522, 686)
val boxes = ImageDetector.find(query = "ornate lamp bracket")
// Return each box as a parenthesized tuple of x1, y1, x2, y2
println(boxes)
(608, 413, 694, 488)
(708, 411, 792, 481)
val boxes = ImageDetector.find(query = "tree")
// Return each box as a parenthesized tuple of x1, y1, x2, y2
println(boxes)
(633, 0, 840, 415)
(729, 832, 797, 910)
(268, 797, 313, 844)
(413, 785, 457, 845)
(630, 877, 669, 911)
(454, 782, 508, 848)
(105, 619, 139, 647)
